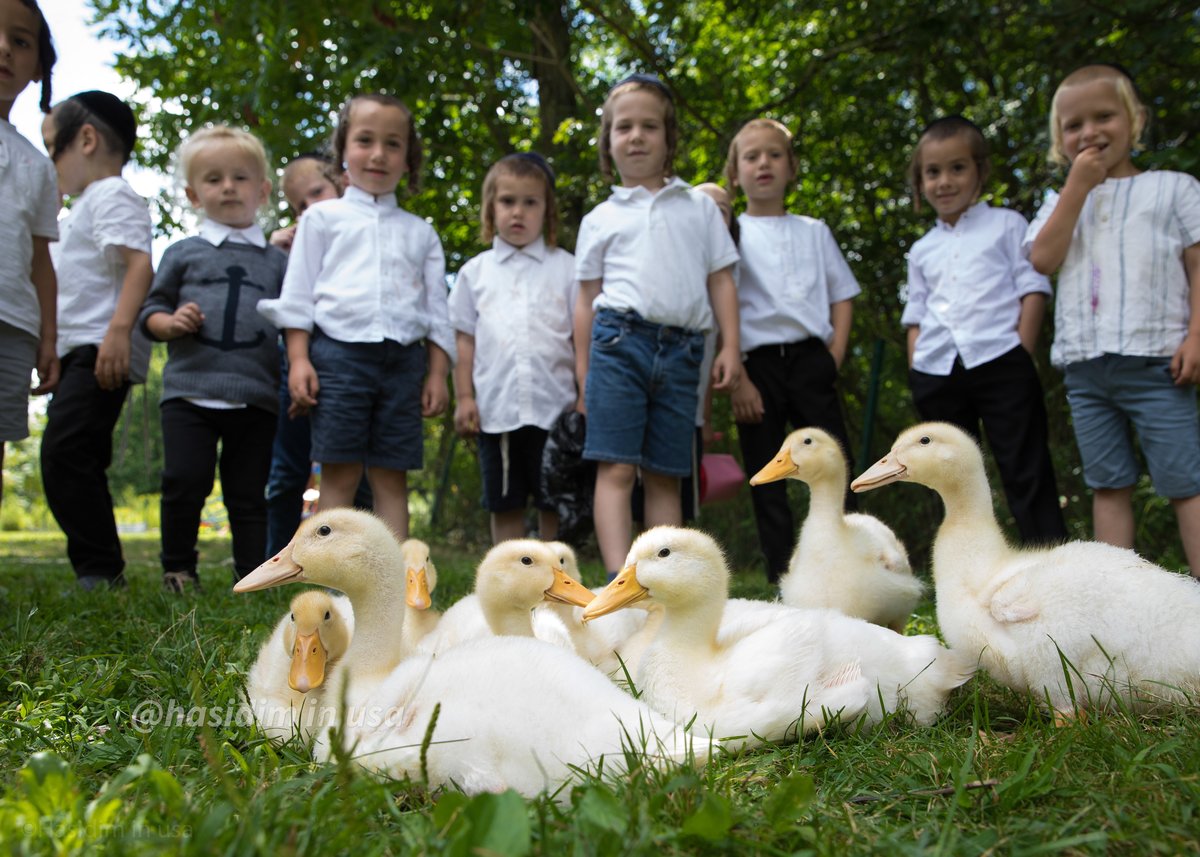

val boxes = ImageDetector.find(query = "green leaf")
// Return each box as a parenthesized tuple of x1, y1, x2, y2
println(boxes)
(763, 773, 815, 831)
(681, 791, 733, 841)
(574, 783, 627, 834)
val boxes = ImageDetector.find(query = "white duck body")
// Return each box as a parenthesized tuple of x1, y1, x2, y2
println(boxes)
(852, 422, 1200, 715)
(399, 538, 441, 653)
(751, 427, 923, 631)
(235, 510, 708, 799)
(242, 589, 353, 741)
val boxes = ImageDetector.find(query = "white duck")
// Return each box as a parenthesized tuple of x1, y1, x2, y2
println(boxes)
(399, 538, 441, 653)
(584, 527, 971, 749)
(242, 588, 353, 741)
(235, 510, 710, 798)
(751, 427, 922, 631)
(852, 422, 1200, 719)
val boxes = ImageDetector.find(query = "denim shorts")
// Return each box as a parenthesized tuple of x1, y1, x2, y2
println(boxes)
(1064, 353, 1200, 497)
(0, 321, 37, 442)
(308, 329, 426, 471)
(477, 426, 552, 513)
(584, 308, 705, 477)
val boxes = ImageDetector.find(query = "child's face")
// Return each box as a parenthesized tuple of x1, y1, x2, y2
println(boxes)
(733, 126, 794, 209)
(185, 141, 271, 229)
(492, 171, 546, 248)
(1056, 78, 1136, 178)
(282, 160, 341, 217)
(918, 133, 980, 226)
(608, 89, 668, 189)
(41, 112, 89, 197)
(0, 0, 42, 116)
(343, 100, 410, 197)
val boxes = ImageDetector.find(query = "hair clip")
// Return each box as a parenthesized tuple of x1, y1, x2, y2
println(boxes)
(611, 73, 674, 103)
(509, 151, 556, 186)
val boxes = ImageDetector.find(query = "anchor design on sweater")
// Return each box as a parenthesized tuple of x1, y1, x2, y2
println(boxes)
(195, 266, 268, 351)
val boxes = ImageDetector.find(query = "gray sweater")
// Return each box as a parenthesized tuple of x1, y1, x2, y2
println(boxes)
(139, 238, 286, 413)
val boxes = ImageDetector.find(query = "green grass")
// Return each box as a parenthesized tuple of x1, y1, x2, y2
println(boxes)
(2, 532, 1198, 856)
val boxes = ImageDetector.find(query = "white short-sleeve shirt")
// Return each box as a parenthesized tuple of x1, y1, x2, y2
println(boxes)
(575, 177, 739, 331)
(1024, 171, 1200, 367)
(736, 213, 860, 350)
(258, 185, 454, 359)
(0, 118, 60, 338)
(448, 236, 578, 433)
(903, 202, 1050, 374)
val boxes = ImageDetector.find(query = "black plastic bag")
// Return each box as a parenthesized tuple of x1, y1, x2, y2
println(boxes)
(540, 410, 595, 547)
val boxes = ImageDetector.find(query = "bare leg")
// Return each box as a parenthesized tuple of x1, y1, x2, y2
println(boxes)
(1092, 486, 1135, 549)
(537, 508, 559, 541)
(594, 462, 636, 573)
(366, 467, 410, 539)
(1169, 493, 1200, 578)
(491, 509, 526, 543)
(642, 471, 683, 528)
(316, 461, 364, 511)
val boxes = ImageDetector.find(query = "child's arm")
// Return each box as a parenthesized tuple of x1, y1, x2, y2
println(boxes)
(828, 298, 853, 369)
(285, 328, 319, 416)
(905, 326, 919, 368)
(573, 278, 601, 414)
(269, 224, 297, 252)
(422, 342, 451, 417)
(1171, 242, 1200, 386)
(452, 331, 480, 436)
(95, 247, 153, 391)
(1028, 150, 1108, 274)
(144, 304, 204, 341)
(1017, 293, 1047, 354)
(707, 266, 742, 392)
(31, 237, 59, 395)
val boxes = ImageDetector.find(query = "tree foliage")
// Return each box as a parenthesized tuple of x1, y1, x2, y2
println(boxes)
(87, 0, 1200, 568)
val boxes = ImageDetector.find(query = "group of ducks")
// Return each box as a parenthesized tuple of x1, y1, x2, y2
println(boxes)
(235, 422, 1200, 799)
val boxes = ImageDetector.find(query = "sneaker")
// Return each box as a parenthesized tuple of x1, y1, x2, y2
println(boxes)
(163, 571, 201, 594)
(77, 574, 127, 592)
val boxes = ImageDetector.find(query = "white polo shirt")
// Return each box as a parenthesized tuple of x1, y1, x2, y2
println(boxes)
(903, 202, 1050, 374)
(1024, 171, 1200, 367)
(575, 177, 739, 332)
(50, 176, 154, 380)
(736, 213, 860, 350)
(258, 185, 454, 359)
(448, 236, 578, 433)
(0, 118, 59, 338)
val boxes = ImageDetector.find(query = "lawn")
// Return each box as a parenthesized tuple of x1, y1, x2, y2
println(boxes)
(1, 531, 1198, 855)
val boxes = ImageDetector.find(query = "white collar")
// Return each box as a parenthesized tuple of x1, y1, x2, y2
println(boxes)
(610, 175, 691, 202)
(493, 234, 547, 263)
(199, 219, 267, 248)
(936, 200, 986, 231)
(344, 184, 400, 209)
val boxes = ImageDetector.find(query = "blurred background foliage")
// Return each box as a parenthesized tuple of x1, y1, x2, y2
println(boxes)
(13, 0, 1194, 571)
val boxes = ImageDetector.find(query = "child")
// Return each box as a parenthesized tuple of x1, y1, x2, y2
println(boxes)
(268, 152, 343, 253)
(723, 118, 858, 583)
(904, 115, 1066, 546)
(258, 93, 454, 540)
(0, 0, 58, 508)
(1027, 64, 1200, 575)
(40, 90, 153, 591)
(574, 74, 741, 578)
(449, 152, 576, 543)
(139, 126, 286, 592)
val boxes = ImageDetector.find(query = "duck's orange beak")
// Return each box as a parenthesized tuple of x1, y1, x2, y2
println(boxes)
(235, 544, 305, 592)
(288, 632, 328, 692)
(749, 447, 796, 485)
(543, 566, 595, 607)
(406, 566, 432, 610)
(851, 450, 907, 493)
(582, 564, 648, 622)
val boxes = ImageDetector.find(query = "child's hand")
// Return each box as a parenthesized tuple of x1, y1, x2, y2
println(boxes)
(288, 357, 319, 417)
(1170, 333, 1200, 386)
(711, 347, 742, 393)
(32, 341, 60, 395)
(95, 329, 132, 391)
(270, 224, 297, 252)
(1065, 146, 1109, 195)
(731, 377, 765, 424)
(422, 374, 449, 417)
(166, 303, 205, 339)
(454, 397, 480, 436)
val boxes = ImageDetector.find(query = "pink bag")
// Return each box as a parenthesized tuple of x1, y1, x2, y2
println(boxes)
(699, 453, 745, 504)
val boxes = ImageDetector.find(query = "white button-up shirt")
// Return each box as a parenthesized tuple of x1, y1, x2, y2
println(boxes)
(258, 185, 454, 358)
(448, 236, 578, 433)
(0, 118, 59, 338)
(903, 202, 1050, 374)
(575, 177, 739, 331)
(1024, 171, 1200, 367)
(737, 213, 860, 350)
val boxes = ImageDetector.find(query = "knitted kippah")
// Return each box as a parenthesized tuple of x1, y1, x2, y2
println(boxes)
(70, 90, 137, 161)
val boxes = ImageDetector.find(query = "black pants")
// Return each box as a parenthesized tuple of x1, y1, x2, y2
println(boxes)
(910, 346, 1067, 544)
(41, 346, 130, 582)
(736, 340, 855, 583)
(160, 399, 275, 579)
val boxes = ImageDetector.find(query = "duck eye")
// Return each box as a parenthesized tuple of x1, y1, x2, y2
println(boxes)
(658, 548, 670, 558)
(317, 525, 332, 536)
(803, 437, 812, 445)
(290, 613, 295, 621)
(920, 436, 931, 445)
(324, 610, 331, 621)
(521, 556, 533, 566)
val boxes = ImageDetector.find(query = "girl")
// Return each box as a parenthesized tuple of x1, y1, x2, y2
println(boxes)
(449, 152, 576, 543)
(1026, 64, 1200, 575)
(258, 93, 454, 540)
(573, 73, 741, 578)
(903, 115, 1065, 545)
(723, 118, 860, 583)
(0, 0, 58, 507)
(40, 90, 153, 591)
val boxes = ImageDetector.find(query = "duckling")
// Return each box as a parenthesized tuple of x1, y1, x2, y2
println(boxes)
(751, 427, 922, 631)
(400, 538, 441, 653)
(242, 589, 353, 740)
(235, 509, 713, 798)
(585, 527, 970, 749)
(853, 423, 1200, 718)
